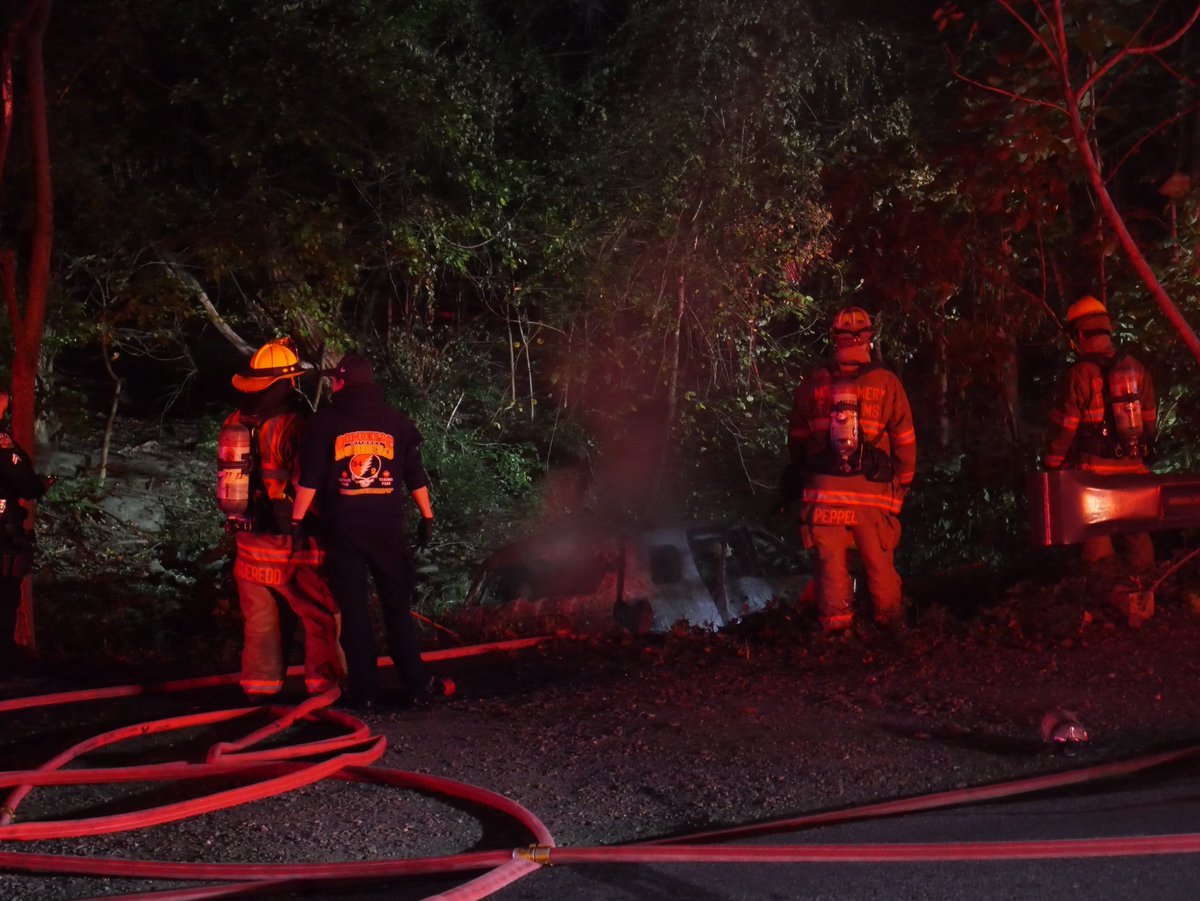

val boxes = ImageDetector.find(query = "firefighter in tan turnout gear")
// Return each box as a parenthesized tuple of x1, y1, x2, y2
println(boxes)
(218, 340, 344, 700)
(788, 307, 917, 633)
(1042, 296, 1157, 572)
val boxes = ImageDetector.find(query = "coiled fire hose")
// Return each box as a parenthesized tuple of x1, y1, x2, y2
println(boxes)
(3, 637, 1200, 901)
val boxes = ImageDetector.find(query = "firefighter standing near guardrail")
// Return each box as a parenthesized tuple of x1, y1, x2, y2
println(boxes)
(1042, 296, 1157, 573)
(787, 307, 917, 633)
(219, 341, 344, 701)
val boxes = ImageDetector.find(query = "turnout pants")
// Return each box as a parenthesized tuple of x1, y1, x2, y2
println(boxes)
(801, 506, 902, 631)
(235, 533, 343, 697)
(0, 530, 33, 673)
(322, 528, 428, 702)
(0, 576, 21, 673)
(1082, 533, 1155, 574)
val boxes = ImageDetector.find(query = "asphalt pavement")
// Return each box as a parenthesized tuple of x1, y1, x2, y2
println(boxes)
(397, 764, 1200, 901)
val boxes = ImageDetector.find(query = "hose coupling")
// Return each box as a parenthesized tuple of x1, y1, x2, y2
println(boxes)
(513, 844, 553, 865)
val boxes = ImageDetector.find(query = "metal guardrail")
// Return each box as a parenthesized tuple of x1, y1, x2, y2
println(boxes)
(1028, 470, 1200, 546)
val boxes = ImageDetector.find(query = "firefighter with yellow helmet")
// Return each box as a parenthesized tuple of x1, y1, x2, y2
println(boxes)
(1042, 296, 1157, 571)
(218, 340, 344, 699)
(787, 307, 917, 633)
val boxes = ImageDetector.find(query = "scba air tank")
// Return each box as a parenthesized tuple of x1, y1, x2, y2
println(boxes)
(1109, 368, 1144, 457)
(829, 386, 861, 469)
(216, 421, 253, 517)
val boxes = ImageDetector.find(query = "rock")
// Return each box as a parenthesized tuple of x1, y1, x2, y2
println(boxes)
(1110, 583, 1154, 628)
(96, 491, 167, 533)
(1040, 707, 1089, 755)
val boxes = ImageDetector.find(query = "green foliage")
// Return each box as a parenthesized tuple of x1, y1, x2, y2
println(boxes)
(420, 426, 542, 525)
(46, 0, 575, 385)
(361, 331, 547, 609)
(900, 453, 1028, 575)
(39, 471, 103, 517)
(558, 0, 914, 380)
(41, 0, 927, 482)
(19, 0, 1200, 643)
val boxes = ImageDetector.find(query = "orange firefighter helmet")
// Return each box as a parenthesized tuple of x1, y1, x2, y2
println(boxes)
(231, 340, 305, 392)
(831, 306, 874, 336)
(1065, 296, 1112, 331)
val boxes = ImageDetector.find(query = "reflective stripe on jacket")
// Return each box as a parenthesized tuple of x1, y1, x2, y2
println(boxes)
(801, 473, 903, 514)
(1043, 352, 1156, 475)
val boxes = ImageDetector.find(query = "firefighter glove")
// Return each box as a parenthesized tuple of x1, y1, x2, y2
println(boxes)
(779, 463, 804, 503)
(288, 517, 308, 556)
(1142, 435, 1158, 466)
(861, 447, 895, 484)
(415, 517, 433, 550)
(271, 499, 294, 534)
(768, 463, 804, 518)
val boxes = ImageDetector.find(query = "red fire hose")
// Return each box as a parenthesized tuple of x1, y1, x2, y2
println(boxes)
(3, 636, 1200, 901)
(0, 636, 551, 715)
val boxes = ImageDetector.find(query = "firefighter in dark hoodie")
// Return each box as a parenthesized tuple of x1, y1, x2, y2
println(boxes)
(0, 388, 54, 677)
(221, 341, 343, 700)
(1042, 296, 1157, 573)
(787, 307, 917, 633)
(291, 353, 451, 709)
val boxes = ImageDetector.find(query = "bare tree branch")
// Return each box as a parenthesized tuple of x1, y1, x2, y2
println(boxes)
(948, 67, 1066, 113)
(1107, 98, 1200, 182)
(1076, 1, 1199, 100)
(997, 0, 1061, 64)
(1040, 0, 1200, 365)
(1127, 2, 1200, 55)
(156, 258, 256, 357)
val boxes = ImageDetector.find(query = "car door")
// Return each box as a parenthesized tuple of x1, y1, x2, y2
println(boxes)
(696, 523, 813, 623)
(632, 528, 727, 631)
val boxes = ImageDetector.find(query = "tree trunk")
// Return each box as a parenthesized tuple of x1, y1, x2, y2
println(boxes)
(657, 271, 687, 493)
(0, 1, 52, 652)
(935, 331, 950, 450)
(998, 326, 1020, 443)
(98, 333, 122, 485)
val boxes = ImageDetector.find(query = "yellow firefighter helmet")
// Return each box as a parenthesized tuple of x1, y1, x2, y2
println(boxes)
(231, 340, 304, 392)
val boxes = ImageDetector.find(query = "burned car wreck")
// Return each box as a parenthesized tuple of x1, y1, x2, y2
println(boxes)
(449, 518, 814, 637)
